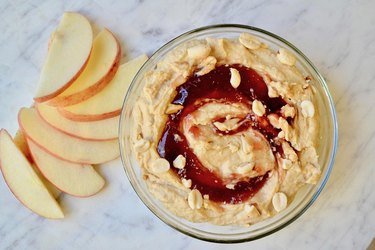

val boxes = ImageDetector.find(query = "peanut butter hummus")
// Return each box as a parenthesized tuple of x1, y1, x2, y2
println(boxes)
(131, 33, 321, 226)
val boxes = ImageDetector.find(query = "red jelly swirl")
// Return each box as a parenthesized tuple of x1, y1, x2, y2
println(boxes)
(157, 64, 286, 204)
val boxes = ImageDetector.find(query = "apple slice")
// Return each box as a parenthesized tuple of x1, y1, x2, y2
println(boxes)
(19, 108, 119, 164)
(59, 54, 148, 121)
(34, 12, 93, 102)
(0, 129, 64, 219)
(27, 139, 105, 197)
(36, 103, 119, 141)
(13, 130, 61, 198)
(47, 29, 121, 107)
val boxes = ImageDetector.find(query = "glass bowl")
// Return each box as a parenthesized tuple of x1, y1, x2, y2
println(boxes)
(119, 24, 338, 243)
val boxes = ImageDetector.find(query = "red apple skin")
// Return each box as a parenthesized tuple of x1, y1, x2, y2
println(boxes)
(34, 49, 92, 103)
(35, 105, 118, 141)
(58, 108, 121, 122)
(56, 54, 148, 122)
(47, 29, 122, 107)
(34, 11, 92, 102)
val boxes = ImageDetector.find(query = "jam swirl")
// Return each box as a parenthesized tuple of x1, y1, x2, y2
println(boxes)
(157, 64, 286, 204)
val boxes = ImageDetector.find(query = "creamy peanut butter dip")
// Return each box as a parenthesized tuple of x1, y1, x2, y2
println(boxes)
(131, 33, 320, 226)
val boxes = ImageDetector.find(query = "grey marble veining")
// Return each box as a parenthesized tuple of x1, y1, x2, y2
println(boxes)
(1, 0, 374, 249)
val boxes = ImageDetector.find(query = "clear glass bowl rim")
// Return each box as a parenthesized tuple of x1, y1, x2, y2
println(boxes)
(119, 24, 338, 243)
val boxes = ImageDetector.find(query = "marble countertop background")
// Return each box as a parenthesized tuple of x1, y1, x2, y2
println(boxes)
(1, 0, 374, 249)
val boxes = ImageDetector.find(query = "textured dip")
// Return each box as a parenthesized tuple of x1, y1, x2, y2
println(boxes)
(131, 33, 320, 226)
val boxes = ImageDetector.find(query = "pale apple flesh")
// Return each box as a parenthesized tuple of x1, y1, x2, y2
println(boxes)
(18, 108, 119, 164)
(28, 139, 105, 197)
(33, 164, 62, 199)
(34, 12, 93, 102)
(0, 129, 64, 219)
(13, 130, 31, 161)
(13, 130, 61, 198)
(59, 54, 148, 121)
(36, 103, 119, 141)
(47, 29, 121, 107)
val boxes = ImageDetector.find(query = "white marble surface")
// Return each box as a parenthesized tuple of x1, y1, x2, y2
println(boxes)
(0, 0, 374, 249)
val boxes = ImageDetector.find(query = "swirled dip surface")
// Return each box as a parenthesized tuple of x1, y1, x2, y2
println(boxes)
(132, 34, 321, 225)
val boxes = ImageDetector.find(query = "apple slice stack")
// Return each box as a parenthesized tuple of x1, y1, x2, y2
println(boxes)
(0, 12, 148, 219)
